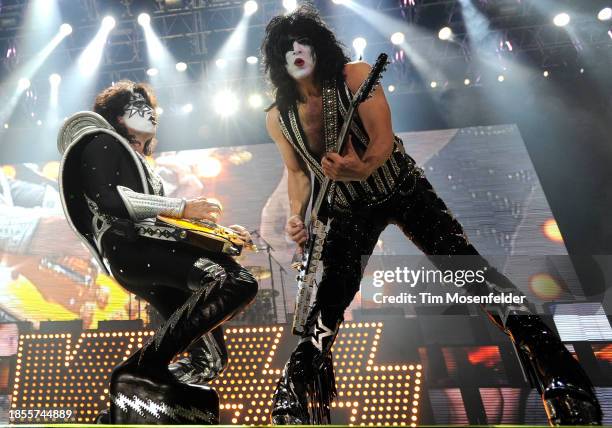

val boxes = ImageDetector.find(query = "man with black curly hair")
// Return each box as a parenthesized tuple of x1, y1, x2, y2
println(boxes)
(261, 5, 601, 426)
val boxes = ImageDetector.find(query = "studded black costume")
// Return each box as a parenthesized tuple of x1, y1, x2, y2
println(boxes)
(58, 111, 257, 424)
(270, 75, 602, 426)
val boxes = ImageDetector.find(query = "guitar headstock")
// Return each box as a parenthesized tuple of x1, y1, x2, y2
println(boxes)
(354, 53, 389, 104)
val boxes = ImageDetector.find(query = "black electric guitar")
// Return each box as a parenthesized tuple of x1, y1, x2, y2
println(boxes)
(292, 53, 389, 335)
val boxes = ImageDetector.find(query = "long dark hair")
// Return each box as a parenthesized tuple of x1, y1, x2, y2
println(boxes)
(261, 4, 349, 112)
(93, 80, 158, 155)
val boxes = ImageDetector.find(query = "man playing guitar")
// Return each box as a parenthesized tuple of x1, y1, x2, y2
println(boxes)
(261, 5, 601, 426)
(58, 80, 258, 424)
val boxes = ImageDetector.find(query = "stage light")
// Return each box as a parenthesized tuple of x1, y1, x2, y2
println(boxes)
(283, 0, 297, 13)
(59, 23, 72, 36)
(36, 120, 42, 126)
(387, 84, 395, 92)
(146, 67, 158, 76)
(102, 16, 116, 30)
(580, 67, 585, 73)
(498, 74, 505, 82)
(598, 7, 612, 21)
(17, 78, 31, 91)
(553, 13, 570, 27)
(543, 70, 549, 77)
(175, 61, 187, 71)
(3, 123, 8, 129)
(49, 73, 61, 86)
(352, 37, 367, 57)
(181, 103, 193, 114)
(244, 1, 258, 16)
(214, 90, 239, 116)
(137, 13, 150, 27)
(430, 81, 437, 88)
(246, 56, 258, 64)
(438, 26, 452, 40)
(215, 58, 227, 68)
(248, 93, 263, 108)
(390, 32, 405, 45)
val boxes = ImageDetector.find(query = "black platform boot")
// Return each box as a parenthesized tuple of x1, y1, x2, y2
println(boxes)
(477, 267, 602, 426)
(506, 314, 602, 426)
(109, 258, 257, 424)
(271, 309, 341, 425)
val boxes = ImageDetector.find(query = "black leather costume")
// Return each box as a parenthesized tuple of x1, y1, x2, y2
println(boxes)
(270, 76, 602, 426)
(58, 112, 257, 424)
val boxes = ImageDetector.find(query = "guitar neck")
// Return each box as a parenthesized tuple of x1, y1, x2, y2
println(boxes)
(311, 101, 358, 219)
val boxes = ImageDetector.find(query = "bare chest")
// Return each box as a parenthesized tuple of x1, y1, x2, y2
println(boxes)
(296, 99, 326, 159)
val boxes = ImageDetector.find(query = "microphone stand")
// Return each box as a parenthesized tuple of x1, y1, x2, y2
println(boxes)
(250, 230, 289, 323)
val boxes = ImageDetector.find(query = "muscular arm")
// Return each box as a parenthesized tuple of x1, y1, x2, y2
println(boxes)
(320, 62, 395, 181)
(266, 108, 311, 220)
(345, 61, 395, 175)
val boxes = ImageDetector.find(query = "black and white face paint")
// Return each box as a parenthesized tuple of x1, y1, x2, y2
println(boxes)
(285, 37, 316, 80)
(122, 92, 157, 134)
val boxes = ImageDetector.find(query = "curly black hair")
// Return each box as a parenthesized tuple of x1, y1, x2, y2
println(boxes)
(261, 4, 349, 112)
(93, 80, 158, 155)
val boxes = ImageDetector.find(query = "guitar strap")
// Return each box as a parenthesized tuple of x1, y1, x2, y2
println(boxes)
(321, 78, 339, 213)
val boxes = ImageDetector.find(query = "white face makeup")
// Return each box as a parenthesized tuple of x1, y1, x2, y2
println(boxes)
(285, 39, 316, 80)
(121, 92, 157, 134)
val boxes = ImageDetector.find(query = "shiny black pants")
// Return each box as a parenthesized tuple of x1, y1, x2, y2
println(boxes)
(314, 171, 520, 330)
(101, 232, 257, 368)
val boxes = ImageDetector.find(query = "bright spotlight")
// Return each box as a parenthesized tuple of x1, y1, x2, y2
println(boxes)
(283, 0, 297, 13)
(543, 70, 549, 78)
(59, 23, 72, 36)
(553, 13, 570, 27)
(332, 0, 349, 4)
(49, 73, 61, 86)
(138, 13, 151, 27)
(438, 27, 452, 40)
(17, 78, 31, 91)
(430, 81, 437, 88)
(214, 90, 239, 117)
(182, 103, 193, 114)
(175, 62, 187, 72)
(102, 16, 116, 30)
(498, 74, 505, 82)
(248, 94, 263, 109)
(390, 32, 405, 45)
(244, 1, 258, 16)
(146, 67, 158, 76)
(352, 37, 367, 56)
(36, 120, 42, 126)
(215, 58, 227, 68)
(246, 56, 258, 64)
(387, 84, 395, 93)
(464, 78, 471, 86)
(598, 7, 612, 21)
(3, 123, 8, 129)
(155, 107, 163, 115)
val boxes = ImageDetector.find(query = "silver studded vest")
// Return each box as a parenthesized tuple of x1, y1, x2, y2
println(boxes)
(277, 75, 414, 210)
